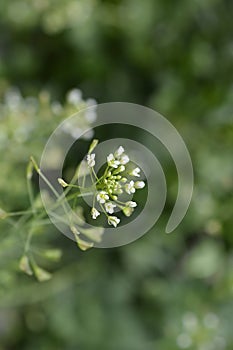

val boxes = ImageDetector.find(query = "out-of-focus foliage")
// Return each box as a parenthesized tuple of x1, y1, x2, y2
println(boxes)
(0, 0, 233, 349)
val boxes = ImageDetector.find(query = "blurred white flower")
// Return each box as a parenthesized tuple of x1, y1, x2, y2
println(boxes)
(5, 88, 22, 111)
(176, 333, 192, 349)
(51, 101, 62, 115)
(86, 98, 97, 107)
(82, 129, 94, 140)
(85, 110, 96, 123)
(67, 88, 82, 105)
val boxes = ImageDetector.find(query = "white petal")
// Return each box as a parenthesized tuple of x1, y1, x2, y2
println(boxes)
(114, 146, 124, 158)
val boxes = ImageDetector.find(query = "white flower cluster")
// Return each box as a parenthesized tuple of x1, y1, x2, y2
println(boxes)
(62, 88, 97, 140)
(88, 145, 145, 228)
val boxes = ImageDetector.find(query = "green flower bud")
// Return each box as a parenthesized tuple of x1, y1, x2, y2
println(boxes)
(123, 207, 134, 217)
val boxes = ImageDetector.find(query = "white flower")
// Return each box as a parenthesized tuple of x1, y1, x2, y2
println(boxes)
(85, 110, 97, 123)
(97, 191, 109, 204)
(135, 181, 145, 189)
(82, 129, 94, 140)
(107, 153, 120, 168)
(67, 89, 82, 105)
(87, 153, 95, 167)
(108, 216, 120, 228)
(91, 207, 100, 219)
(119, 154, 130, 165)
(105, 202, 116, 214)
(51, 101, 62, 115)
(126, 201, 137, 208)
(130, 167, 141, 177)
(125, 180, 135, 194)
(114, 146, 124, 158)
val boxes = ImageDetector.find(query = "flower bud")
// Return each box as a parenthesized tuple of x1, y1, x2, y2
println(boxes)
(135, 181, 145, 189)
(123, 207, 134, 217)
(58, 178, 68, 188)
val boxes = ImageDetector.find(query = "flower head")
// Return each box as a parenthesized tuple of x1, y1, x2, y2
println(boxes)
(85, 141, 146, 230)
(108, 216, 120, 228)
(87, 153, 95, 167)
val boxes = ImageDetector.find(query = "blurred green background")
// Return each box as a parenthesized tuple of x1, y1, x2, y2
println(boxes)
(0, 0, 233, 349)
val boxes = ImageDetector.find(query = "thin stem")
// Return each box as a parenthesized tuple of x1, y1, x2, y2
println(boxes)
(82, 172, 86, 188)
(65, 184, 83, 190)
(6, 210, 36, 217)
(24, 227, 34, 253)
(26, 161, 36, 217)
(99, 203, 109, 219)
(91, 167, 99, 181)
(30, 156, 71, 224)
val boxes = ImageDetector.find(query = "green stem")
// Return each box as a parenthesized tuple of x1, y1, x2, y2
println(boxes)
(27, 161, 36, 217)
